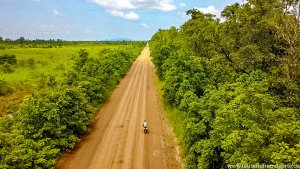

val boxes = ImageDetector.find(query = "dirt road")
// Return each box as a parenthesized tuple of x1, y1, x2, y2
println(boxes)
(56, 46, 181, 169)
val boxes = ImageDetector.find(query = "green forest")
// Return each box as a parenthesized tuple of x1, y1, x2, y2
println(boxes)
(0, 41, 145, 168)
(150, 0, 300, 168)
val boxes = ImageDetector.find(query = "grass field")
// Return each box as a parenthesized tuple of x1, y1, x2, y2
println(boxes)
(0, 41, 143, 116)
(0, 42, 131, 87)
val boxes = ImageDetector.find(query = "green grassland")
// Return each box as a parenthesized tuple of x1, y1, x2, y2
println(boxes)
(0, 42, 132, 87)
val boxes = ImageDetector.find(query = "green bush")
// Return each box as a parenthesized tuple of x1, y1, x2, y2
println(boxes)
(0, 54, 17, 65)
(27, 58, 36, 68)
(1, 62, 15, 73)
(0, 79, 13, 95)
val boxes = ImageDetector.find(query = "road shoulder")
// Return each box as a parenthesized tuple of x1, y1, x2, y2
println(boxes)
(154, 75, 184, 169)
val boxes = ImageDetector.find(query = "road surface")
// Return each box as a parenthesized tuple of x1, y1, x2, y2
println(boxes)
(56, 46, 181, 169)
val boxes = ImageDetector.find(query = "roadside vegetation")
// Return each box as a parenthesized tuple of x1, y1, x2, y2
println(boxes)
(150, 0, 300, 168)
(0, 40, 141, 116)
(0, 39, 145, 168)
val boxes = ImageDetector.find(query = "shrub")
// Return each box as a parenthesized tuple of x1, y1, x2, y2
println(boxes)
(27, 58, 36, 68)
(1, 62, 14, 73)
(0, 54, 17, 65)
(0, 79, 13, 95)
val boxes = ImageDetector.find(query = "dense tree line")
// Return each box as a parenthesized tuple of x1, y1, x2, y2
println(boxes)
(0, 38, 146, 49)
(0, 43, 144, 168)
(150, 0, 300, 168)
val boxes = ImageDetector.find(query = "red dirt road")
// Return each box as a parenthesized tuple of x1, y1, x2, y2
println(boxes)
(56, 46, 181, 169)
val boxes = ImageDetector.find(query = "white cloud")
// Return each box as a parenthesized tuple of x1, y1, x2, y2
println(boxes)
(194, 5, 220, 16)
(89, 0, 176, 20)
(53, 9, 62, 17)
(155, 1, 176, 11)
(141, 23, 149, 28)
(89, 0, 135, 10)
(109, 10, 139, 20)
(89, 0, 176, 11)
(179, 3, 186, 7)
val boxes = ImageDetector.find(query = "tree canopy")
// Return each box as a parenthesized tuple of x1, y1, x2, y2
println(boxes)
(150, 0, 300, 168)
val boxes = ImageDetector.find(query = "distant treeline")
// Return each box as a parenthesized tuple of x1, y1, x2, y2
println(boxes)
(0, 37, 64, 43)
(0, 36, 146, 44)
(0, 37, 147, 49)
(150, 0, 300, 168)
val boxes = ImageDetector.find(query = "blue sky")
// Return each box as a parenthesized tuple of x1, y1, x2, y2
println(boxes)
(0, 0, 242, 41)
